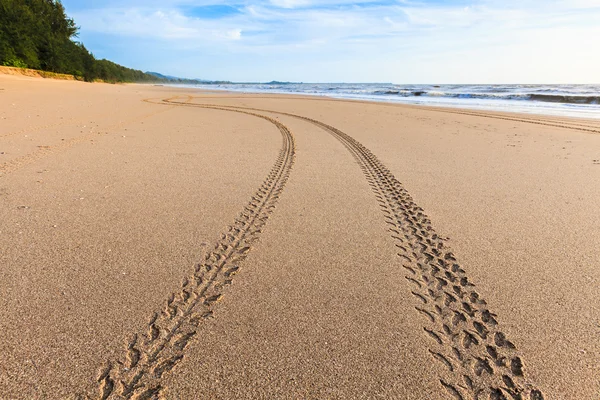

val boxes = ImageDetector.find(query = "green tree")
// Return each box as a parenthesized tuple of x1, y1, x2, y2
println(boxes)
(0, 0, 162, 82)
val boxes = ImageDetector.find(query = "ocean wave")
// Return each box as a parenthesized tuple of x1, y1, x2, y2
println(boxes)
(529, 94, 600, 104)
(188, 82, 600, 109)
(374, 90, 400, 95)
(369, 90, 600, 104)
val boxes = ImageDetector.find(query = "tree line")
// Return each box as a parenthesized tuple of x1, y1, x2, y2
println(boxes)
(0, 0, 161, 82)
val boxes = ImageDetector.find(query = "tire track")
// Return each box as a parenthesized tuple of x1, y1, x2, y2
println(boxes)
(425, 107, 600, 134)
(163, 99, 545, 399)
(83, 106, 295, 400)
(173, 94, 600, 134)
(298, 119, 545, 400)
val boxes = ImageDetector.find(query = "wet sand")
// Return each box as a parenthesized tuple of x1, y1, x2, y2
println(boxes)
(1, 74, 599, 399)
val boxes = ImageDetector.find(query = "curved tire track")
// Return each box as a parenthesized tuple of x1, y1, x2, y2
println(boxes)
(163, 98, 545, 400)
(300, 118, 545, 400)
(425, 106, 600, 134)
(168, 95, 600, 134)
(85, 105, 295, 399)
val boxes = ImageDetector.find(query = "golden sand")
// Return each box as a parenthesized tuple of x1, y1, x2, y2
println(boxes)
(1, 74, 599, 399)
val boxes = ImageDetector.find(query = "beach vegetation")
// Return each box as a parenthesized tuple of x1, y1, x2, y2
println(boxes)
(0, 0, 160, 83)
(2, 57, 27, 68)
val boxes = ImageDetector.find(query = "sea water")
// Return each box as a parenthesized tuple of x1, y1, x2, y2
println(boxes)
(181, 83, 600, 119)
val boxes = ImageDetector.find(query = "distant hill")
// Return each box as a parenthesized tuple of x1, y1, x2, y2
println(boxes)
(265, 81, 301, 85)
(146, 72, 189, 81)
(146, 72, 231, 85)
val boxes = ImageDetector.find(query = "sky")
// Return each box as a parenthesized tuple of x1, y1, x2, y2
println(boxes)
(60, 0, 600, 83)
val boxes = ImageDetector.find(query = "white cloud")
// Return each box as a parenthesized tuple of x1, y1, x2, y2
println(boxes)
(269, 0, 311, 8)
(225, 28, 242, 40)
(72, 7, 248, 42)
(67, 0, 600, 82)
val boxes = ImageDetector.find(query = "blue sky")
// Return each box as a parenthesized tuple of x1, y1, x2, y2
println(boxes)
(61, 0, 600, 83)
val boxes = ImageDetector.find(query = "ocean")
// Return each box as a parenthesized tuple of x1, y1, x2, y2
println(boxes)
(183, 83, 600, 119)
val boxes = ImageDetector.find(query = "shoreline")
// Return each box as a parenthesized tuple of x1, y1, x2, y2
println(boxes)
(156, 84, 600, 131)
(169, 83, 600, 120)
(2, 67, 597, 122)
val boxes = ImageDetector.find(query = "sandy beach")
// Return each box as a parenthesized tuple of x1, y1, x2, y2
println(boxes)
(1, 74, 599, 399)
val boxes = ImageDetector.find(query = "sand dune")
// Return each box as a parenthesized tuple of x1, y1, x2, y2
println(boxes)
(1, 75, 599, 399)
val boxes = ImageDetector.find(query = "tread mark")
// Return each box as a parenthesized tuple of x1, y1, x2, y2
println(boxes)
(415, 307, 435, 323)
(148, 99, 544, 400)
(440, 380, 465, 400)
(429, 350, 454, 372)
(83, 103, 296, 399)
(424, 328, 444, 345)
